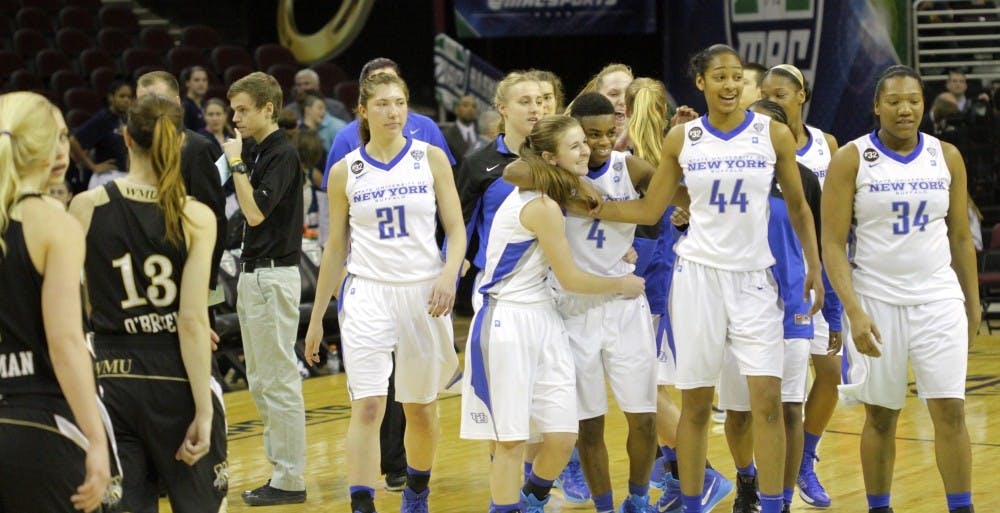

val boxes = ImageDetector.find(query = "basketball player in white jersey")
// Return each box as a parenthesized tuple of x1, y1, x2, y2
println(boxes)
(461, 115, 645, 513)
(589, 44, 824, 513)
(554, 92, 658, 513)
(822, 65, 978, 513)
(760, 63, 843, 509)
(717, 99, 823, 513)
(304, 73, 467, 513)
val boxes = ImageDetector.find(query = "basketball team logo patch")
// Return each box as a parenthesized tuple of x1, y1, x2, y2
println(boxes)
(350, 160, 365, 174)
(688, 126, 703, 141)
(863, 148, 880, 162)
(726, 0, 823, 91)
(410, 149, 425, 161)
(613, 160, 624, 172)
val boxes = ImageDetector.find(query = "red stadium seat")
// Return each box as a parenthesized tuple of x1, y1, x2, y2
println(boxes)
(63, 86, 101, 113)
(35, 49, 72, 80)
(9, 69, 42, 90)
(0, 0, 16, 16)
(98, 5, 139, 33)
(181, 25, 221, 51)
(65, 107, 92, 129)
(313, 61, 348, 97)
(223, 64, 254, 86)
(131, 64, 167, 82)
(334, 80, 359, 111)
(64, 0, 101, 8)
(266, 63, 297, 97)
(88, 66, 115, 96)
(80, 48, 114, 76)
(0, 50, 25, 80)
(121, 47, 162, 77)
(98, 27, 133, 56)
(19, 0, 61, 14)
(16, 6, 53, 34)
(167, 45, 210, 76)
(255, 44, 296, 70)
(59, 6, 96, 32)
(205, 84, 227, 102)
(13, 28, 47, 59)
(56, 28, 92, 60)
(139, 26, 175, 53)
(51, 68, 86, 98)
(212, 45, 254, 75)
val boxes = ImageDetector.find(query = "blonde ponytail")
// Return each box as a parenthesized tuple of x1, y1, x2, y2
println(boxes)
(0, 92, 59, 254)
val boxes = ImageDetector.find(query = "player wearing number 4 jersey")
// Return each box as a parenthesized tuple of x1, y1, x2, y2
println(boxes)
(70, 94, 228, 512)
(822, 65, 978, 513)
(590, 45, 823, 513)
(305, 72, 466, 513)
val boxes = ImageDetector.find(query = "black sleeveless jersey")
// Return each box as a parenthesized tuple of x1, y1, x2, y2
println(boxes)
(85, 182, 187, 337)
(0, 196, 61, 396)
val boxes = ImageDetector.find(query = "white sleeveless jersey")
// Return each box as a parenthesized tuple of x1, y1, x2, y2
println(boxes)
(850, 132, 962, 305)
(344, 139, 442, 283)
(564, 151, 637, 277)
(478, 189, 553, 304)
(796, 125, 832, 187)
(676, 112, 777, 271)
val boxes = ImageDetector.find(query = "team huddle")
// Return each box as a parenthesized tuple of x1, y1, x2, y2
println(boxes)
(0, 41, 979, 513)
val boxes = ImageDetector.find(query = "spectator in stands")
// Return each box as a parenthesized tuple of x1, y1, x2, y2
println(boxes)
(463, 109, 501, 159)
(443, 95, 479, 168)
(932, 69, 975, 131)
(285, 68, 351, 122)
(49, 180, 72, 208)
(740, 62, 767, 110)
(69, 80, 133, 192)
(298, 90, 345, 152)
(182, 66, 210, 132)
(199, 98, 234, 152)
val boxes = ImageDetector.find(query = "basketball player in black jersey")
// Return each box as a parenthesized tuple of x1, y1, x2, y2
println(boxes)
(69, 94, 228, 513)
(0, 91, 117, 512)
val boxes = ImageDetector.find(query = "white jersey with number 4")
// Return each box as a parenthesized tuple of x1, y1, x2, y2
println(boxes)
(850, 131, 962, 305)
(565, 151, 638, 278)
(344, 139, 442, 283)
(676, 112, 777, 271)
(797, 125, 832, 187)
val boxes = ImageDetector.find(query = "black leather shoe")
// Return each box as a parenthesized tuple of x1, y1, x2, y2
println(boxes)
(242, 482, 306, 506)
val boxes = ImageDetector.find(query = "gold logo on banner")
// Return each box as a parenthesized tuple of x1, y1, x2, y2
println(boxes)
(277, 0, 376, 64)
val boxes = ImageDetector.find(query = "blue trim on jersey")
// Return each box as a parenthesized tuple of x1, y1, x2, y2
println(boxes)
(868, 130, 924, 165)
(359, 137, 414, 171)
(841, 345, 852, 384)
(478, 239, 535, 294)
(820, 269, 843, 331)
(796, 128, 814, 157)
(587, 157, 613, 180)
(701, 111, 755, 141)
(473, 179, 517, 270)
(768, 195, 814, 339)
(336, 274, 352, 314)
(495, 134, 512, 155)
(469, 301, 493, 415)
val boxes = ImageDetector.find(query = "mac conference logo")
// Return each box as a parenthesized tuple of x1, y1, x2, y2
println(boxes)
(725, 0, 823, 89)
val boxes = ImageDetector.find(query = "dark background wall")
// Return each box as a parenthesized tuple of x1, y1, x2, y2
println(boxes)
(141, 0, 670, 111)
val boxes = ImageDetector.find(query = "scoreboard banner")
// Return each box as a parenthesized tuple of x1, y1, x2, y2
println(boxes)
(454, 0, 656, 38)
(666, 0, 900, 142)
(434, 33, 504, 116)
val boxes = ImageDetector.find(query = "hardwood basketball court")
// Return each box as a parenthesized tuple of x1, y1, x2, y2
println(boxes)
(181, 320, 1000, 512)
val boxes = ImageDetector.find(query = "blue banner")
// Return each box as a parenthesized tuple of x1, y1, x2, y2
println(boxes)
(455, 0, 656, 38)
(434, 34, 505, 116)
(665, 0, 900, 143)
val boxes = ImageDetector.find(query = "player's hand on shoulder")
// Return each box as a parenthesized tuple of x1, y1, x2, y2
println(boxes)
(618, 274, 645, 299)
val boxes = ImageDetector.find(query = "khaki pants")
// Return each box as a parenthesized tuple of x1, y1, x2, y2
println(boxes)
(237, 265, 305, 491)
